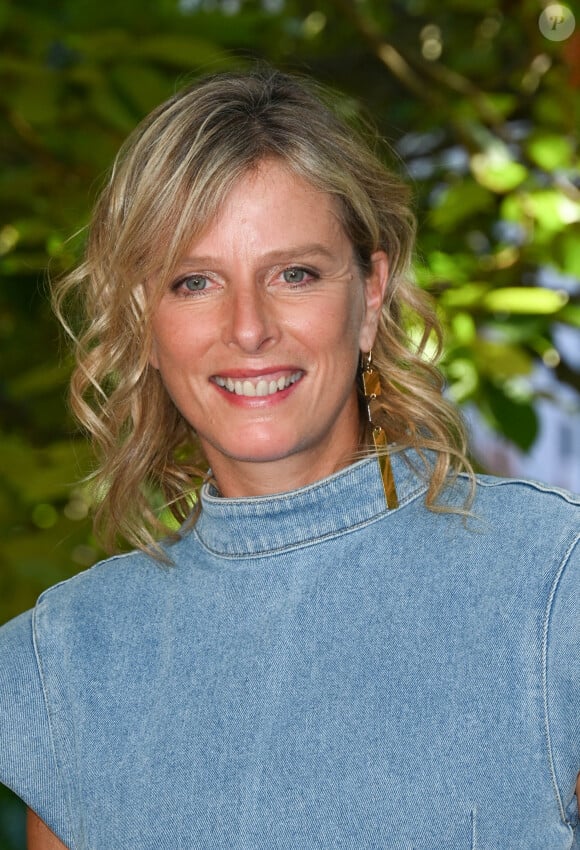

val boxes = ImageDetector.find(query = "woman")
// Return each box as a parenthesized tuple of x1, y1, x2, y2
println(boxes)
(1, 68, 578, 850)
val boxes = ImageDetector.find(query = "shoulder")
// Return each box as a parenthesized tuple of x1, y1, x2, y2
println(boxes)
(0, 611, 73, 842)
(31, 544, 191, 644)
(5, 545, 199, 764)
(467, 472, 579, 543)
(0, 610, 42, 717)
(0, 609, 36, 689)
(425, 471, 580, 606)
(472, 471, 580, 509)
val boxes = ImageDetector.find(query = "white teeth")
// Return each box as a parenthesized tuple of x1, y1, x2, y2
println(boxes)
(215, 371, 302, 397)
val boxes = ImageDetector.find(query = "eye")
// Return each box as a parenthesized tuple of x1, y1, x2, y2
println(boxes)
(282, 267, 306, 284)
(281, 267, 317, 286)
(172, 274, 210, 294)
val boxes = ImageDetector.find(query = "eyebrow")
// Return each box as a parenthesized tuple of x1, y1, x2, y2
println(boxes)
(177, 243, 338, 268)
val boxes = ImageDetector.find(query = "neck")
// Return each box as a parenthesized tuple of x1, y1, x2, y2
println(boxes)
(205, 441, 362, 498)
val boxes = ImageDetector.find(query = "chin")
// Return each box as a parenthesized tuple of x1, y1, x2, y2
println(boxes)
(226, 443, 301, 464)
(202, 429, 297, 460)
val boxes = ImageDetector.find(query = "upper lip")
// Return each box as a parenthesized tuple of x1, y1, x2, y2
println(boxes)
(211, 367, 303, 380)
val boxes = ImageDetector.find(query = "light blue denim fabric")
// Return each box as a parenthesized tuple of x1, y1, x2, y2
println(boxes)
(0, 453, 579, 849)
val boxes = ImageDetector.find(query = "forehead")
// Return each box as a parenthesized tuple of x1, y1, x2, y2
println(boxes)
(186, 159, 348, 256)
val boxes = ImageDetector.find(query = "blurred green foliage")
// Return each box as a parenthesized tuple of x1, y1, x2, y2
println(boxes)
(0, 0, 579, 838)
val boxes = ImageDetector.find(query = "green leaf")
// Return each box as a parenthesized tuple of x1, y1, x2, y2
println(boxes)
(484, 383, 538, 452)
(526, 132, 575, 171)
(485, 93, 518, 118)
(528, 190, 580, 232)
(482, 287, 569, 314)
(471, 151, 528, 193)
(425, 250, 476, 283)
(558, 304, 580, 327)
(445, 356, 479, 403)
(450, 312, 476, 344)
(440, 282, 488, 308)
(474, 340, 533, 380)
(556, 227, 580, 277)
(500, 191, 579, 231)
(430, 180, 494, 231)
(500, 194, 526, 224)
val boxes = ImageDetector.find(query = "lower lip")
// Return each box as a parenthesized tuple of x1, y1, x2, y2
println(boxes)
(212, 376, 303, 407)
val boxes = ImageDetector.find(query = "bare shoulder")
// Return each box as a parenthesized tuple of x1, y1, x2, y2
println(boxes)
(27, 809, 68, 850)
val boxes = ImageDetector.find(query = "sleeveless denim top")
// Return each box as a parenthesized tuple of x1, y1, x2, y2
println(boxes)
(0, 454, 579, 849)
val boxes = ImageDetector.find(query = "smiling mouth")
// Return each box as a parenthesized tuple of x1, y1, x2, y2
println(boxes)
(213, 371, 303, 398)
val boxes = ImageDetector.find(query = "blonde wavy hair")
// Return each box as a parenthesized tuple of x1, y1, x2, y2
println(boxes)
(54, 66, 472, 555)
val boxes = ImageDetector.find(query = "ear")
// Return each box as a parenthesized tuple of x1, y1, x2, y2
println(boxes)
(358, 250, 388, 352)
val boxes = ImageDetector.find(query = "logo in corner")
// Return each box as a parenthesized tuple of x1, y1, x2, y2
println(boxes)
(539, 4, 576, 41)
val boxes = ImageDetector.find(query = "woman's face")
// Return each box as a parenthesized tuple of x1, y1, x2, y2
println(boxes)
(150, 159, 388, 497)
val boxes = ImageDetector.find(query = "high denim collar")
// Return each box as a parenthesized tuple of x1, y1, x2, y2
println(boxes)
(194, 452, 426, 557)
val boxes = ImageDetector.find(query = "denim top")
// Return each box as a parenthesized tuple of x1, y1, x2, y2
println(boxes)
(0, 454, 579, 849)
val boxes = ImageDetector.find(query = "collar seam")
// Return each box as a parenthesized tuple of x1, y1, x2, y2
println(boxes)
(193, 483, 426, 560)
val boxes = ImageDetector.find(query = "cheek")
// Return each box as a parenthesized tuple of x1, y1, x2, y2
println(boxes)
(338, 291, 368, 350)
(151, 311, 208, 373)
(317, 289, 366, 336)
(307, 299, 365, 375)
(290, 305, 359, 360)
(150, 333, 180, 373)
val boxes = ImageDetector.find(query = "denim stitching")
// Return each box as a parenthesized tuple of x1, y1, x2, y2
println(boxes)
(194, 486, 426, 560)
(542, 533, 580, 824)
(475, 475, 580, 507)
(470, 806, 478, 849)
(32, 601, 80, 849)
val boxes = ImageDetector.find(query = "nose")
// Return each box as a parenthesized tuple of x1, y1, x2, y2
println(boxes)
(224, 285, 278, 353)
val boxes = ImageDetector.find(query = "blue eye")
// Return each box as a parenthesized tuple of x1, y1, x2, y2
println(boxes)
(183, 275, 209, 291)
(282, 267, 308, 284)
(172, 274, 209, 294)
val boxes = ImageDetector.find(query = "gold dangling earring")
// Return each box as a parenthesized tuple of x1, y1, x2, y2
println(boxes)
(361, 351, 399, 509)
